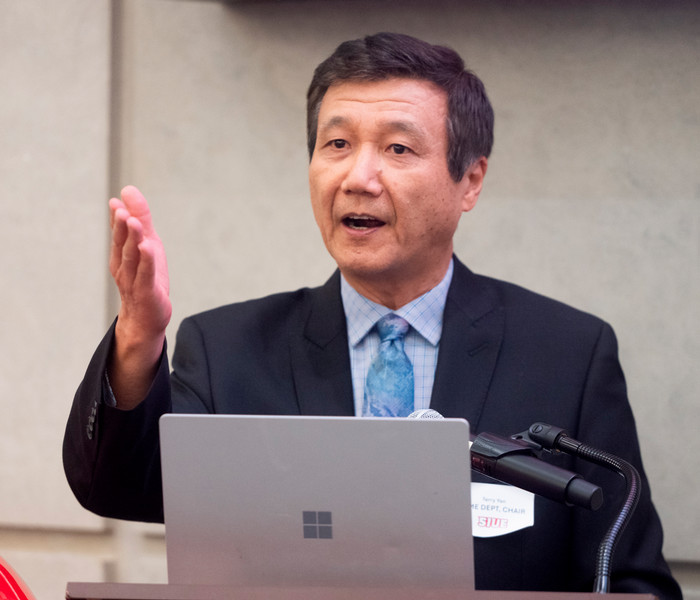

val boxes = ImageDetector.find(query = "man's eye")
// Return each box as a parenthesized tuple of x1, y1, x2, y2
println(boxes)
(331, 139, 347, 149)
(390, 144, 410, 155)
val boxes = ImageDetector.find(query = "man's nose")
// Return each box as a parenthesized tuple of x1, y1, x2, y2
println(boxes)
(340, 146, 383, 196)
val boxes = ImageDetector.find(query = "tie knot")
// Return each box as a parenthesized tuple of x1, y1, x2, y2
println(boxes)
(376, 313, 409, 342)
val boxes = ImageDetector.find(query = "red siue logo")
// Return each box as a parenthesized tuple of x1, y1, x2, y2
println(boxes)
(477, 516, 509, 529)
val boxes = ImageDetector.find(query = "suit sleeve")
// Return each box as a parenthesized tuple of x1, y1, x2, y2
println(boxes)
(62, 314, 224, 522)
(571, 322, 681, 599)
(62, 320, 171, 523)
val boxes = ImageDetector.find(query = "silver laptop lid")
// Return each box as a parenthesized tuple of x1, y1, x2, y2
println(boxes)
(160, 414, 473, 589)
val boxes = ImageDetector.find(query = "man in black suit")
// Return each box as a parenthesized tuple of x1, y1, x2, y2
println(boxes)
(63, 33, 681, 598)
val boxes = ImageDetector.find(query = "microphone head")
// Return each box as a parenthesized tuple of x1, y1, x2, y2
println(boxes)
(407, 409, 444, 420)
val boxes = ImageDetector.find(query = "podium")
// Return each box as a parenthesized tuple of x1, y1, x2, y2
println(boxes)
(65, 582, 656, 600)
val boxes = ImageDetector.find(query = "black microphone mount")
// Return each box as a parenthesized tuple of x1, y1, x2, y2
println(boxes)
(407, 410, 603, 511)
(470, 431, 604, 511)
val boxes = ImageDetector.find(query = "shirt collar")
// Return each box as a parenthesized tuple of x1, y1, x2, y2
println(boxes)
(341, 258, 454, 348)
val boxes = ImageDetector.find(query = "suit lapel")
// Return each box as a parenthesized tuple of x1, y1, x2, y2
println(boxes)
(289, 271, 355, 416)
(430, 258, 504, 432)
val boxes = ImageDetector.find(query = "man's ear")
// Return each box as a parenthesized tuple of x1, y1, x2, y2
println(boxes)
(461, 157, 488, 213)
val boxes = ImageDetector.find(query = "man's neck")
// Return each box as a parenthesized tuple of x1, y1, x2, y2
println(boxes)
(340, 260, 453, 310)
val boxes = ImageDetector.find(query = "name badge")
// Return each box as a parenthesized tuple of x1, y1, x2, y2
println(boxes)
(471, 482, 535, 538)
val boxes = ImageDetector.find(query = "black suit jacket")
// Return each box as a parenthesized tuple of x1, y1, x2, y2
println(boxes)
(63, 258, 681, 598)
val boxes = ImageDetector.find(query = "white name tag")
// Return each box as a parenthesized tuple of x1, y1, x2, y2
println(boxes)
(471, 482, 535, 538)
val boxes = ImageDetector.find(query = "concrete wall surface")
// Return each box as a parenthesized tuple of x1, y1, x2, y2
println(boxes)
(0, 1, 698, 598)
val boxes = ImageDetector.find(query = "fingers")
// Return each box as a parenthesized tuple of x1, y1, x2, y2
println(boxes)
(111, 207, 130, 249)
(133, 237, 157, 292)
(119, 185, 156, 236)
(107, 185, 170, 328)
(109, 206, 126, 278)
(119, 216, 145, 284)
(110, 212, 142, 278)
(108, 186, 153, 280)
(108, 196, 125, 229)
(109, 185, 153, 232)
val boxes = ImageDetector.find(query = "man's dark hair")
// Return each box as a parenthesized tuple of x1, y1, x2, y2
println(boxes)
(306, 32, 494, 182)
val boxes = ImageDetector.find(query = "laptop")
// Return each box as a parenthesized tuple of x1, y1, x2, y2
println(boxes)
(159, 414, 474, 589)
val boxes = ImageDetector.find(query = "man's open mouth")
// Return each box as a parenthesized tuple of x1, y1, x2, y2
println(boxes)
(342, 215, 385, 230)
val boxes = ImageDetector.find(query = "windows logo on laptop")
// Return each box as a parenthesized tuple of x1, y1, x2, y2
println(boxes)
(303, 511, 333, 539)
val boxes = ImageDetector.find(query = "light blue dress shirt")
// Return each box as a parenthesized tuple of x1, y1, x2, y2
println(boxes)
(340, 259, 454, 416)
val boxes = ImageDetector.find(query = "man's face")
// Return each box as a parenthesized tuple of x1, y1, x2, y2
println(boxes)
(309, 78, 485, 307)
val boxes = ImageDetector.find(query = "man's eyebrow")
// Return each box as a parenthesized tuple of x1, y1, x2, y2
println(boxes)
(382, 119, 427, 140)
(317, 115, 351, 136)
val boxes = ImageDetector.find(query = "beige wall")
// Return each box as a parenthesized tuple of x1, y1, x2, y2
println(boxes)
(1, 1, 698, 598)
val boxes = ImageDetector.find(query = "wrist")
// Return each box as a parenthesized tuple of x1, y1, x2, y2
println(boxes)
(109, 317, 166, 410)
(114, 313, 166, 360)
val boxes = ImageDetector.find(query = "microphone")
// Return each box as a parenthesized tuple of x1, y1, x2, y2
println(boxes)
(408, 409, 603, 511)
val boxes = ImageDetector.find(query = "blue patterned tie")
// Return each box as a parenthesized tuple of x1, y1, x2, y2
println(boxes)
(363, 313, 414, 417)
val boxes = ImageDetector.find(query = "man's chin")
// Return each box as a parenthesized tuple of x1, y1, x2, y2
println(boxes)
(335, 257, 411, 292)
(335, 255, 395, 281)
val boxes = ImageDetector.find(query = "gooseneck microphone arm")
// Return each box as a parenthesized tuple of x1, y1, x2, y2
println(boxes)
(519, 422, 642, 594)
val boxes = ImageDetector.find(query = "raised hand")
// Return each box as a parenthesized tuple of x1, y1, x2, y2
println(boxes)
(107, 186, 172, 409)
